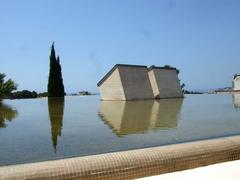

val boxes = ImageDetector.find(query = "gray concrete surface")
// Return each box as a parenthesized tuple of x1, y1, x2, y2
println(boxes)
(140, 160, 240, 180)
(99, 65, 154, 100)
(148, 68, 183, 99)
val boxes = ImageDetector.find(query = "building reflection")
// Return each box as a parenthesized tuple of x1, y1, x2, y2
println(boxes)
(48, 98, 65, 151)
(99, 99, 183, 136)
(232, 93, 240, 109)
(0, 102, 18, 128)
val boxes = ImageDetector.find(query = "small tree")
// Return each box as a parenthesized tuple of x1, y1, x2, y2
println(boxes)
(164, 65, 180, 74)
(181, 83, 186, 93)
(48, 43, 65, 97)
(0, 73, 17, 99)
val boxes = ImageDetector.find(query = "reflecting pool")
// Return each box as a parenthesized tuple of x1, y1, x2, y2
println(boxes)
(0, 94, 240, 166)
(0, 102, 18, 128)
(48, 98, 65, 151)
(99, 99, 183, 136)
(233, 93, 240, 109)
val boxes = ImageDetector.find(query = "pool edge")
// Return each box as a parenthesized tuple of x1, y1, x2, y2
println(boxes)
(1, 135, 240, 179)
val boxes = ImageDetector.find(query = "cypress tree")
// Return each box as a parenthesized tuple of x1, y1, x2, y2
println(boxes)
(48, 43, 65, 97)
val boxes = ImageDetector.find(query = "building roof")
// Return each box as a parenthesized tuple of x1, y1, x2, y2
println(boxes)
(234, 74, 240, 80)
(148, 65, 177, 71)
(97, 64, 147, 86)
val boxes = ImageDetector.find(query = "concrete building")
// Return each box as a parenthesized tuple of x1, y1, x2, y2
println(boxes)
(233, 75, 240, 91)
(148, 66, 183, 99)
(98, 99, 183, 136)
(97, 64, 154, 100)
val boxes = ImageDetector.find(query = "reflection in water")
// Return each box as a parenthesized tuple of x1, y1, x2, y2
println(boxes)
(150, 99, 183, 129)
(48, 98, 65, 151)
(0, 102, 18, 128)
(232, 93, 240, 109)
(99, 99, 183, 136)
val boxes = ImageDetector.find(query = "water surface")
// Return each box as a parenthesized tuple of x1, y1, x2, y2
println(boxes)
(0, 94, 240, 166)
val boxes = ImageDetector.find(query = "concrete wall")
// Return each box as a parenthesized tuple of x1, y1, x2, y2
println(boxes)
(148, 70, 159, 98)
(99, 65, 183, 101)
(149, 68, 183, 99)
(99, 68, 126, 100)
(118, 66, 154, 100)
(233, 77, 240, 91)
(1, 135, 240, 180)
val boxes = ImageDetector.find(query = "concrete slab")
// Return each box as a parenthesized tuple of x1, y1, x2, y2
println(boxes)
(1, 135, 240, 179)
(139, 160, 240, 180)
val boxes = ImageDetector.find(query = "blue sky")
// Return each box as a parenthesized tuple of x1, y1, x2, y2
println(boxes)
(1, 0, 240, 93)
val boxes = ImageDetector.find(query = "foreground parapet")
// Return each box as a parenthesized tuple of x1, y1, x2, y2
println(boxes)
(1, 135, 240, 179)
(97, 64, 154, 100)
(148, 66, 183, 99)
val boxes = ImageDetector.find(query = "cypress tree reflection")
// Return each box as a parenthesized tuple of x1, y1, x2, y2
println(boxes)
(0, 102, 18, 128)
(48, 98, 65, 151)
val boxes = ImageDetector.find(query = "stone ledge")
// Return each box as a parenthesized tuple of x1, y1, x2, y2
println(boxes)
(1, 135, 240, 179)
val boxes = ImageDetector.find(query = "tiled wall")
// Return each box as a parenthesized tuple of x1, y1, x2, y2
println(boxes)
(1, 135, 240, 180)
